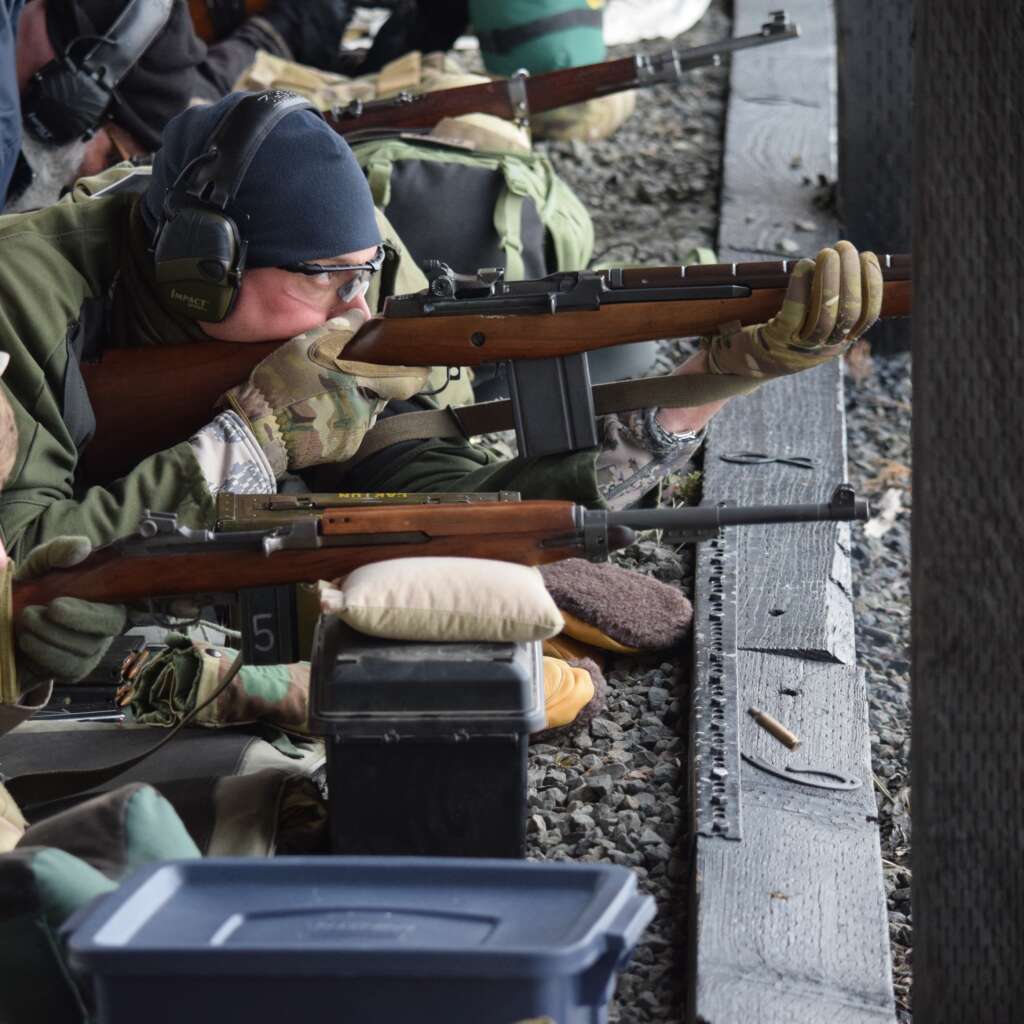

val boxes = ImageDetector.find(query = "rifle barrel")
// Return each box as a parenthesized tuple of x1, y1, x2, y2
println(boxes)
(608, 495, 870, 533)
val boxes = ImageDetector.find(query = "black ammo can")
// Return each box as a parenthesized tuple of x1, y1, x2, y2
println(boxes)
(309, 617, 545, 858)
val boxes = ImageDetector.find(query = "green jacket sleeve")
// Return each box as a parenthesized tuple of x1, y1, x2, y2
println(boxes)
(0, 441, 216, 561)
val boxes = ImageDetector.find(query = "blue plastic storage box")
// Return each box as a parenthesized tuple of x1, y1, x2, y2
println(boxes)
(69, 856, 655, 1024)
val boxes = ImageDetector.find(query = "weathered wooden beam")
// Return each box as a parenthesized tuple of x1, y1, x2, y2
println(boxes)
(689, 1, 895, 1020)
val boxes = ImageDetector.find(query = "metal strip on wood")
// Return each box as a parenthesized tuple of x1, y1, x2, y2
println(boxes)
(691, 526, 742, 840)
(689, 1, 896, 1020)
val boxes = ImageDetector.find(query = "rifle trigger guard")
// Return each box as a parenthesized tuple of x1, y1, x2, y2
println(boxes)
(507, 70, 530, 126)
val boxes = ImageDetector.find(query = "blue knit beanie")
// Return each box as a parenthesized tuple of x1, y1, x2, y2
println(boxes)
(142, 92, 380, 267)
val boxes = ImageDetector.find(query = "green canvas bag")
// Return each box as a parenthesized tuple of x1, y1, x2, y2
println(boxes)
(352, 133, 595, 282)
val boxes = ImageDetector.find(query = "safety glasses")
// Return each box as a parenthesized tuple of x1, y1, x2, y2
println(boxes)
(280, 245, 386, 306)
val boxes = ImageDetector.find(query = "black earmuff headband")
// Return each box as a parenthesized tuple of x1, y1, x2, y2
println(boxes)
(22, 0, 174, 144)
(152, 90, 319, 323)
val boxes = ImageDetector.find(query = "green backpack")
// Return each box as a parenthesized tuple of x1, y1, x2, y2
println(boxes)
(469, 0, 607, 77)
(351, 134, 595, 281)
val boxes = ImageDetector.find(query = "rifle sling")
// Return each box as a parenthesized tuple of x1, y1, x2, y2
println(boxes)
(352, 370, 767, 464)
(5, 650, 245, 807)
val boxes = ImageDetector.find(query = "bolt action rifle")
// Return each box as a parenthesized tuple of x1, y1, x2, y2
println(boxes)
(80, 253, 912, 481)
(186, 7, 797, 118)
(327, 14, 800, 139)
(11, 486, 869, 616)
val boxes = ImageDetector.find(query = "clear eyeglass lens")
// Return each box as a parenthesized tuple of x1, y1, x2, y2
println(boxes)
(337, 270, 371, 303)
(285, 268, 370, 307)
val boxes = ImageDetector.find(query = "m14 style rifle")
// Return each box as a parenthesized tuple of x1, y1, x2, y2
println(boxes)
(80, 253, 912, 479)
(327, 14, 800, 137)
(12, 486, 869, 615)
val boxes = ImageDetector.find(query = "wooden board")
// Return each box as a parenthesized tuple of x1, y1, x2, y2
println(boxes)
(688, 1, 896, 1020)
(701, 363, 855, 665)
(717, 4, 841, 261)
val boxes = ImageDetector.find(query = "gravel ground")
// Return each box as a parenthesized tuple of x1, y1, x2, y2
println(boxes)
(513, 3, 915, 1020)
(845, 350, 913, 1020)
(526, 5, 731, 1022)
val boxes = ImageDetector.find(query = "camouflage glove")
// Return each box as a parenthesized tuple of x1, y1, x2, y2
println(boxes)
(14, 537, 128, 688)
(705, 241, 883, 378)
(223, 311, 429, 477)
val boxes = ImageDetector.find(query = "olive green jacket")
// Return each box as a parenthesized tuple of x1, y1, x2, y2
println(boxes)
(0, 193, 216, 560)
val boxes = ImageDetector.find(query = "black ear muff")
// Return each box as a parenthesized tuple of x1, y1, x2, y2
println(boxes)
(21, 0, 174, 144)
(152, 196, 247, 322)
(151, 91, 320, 323)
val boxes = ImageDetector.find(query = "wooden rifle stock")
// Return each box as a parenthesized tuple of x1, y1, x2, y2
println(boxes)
(80, 340, 279, 485)
(10, 501, 588, 615)
(79, 254, 911, 483)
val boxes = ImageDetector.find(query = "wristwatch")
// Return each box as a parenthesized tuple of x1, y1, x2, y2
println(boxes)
(642, 407, 704, 455)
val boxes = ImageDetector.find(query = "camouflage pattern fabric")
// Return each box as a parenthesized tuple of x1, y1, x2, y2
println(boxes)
(189, 769, 327, 856)
(706, 241, 883, 378)
(19, 783, 200, 880)
(189, 410, 277, 497)
(129, 634, 311, 738)
(224, 311, 430, 477)
(195, 654, 311, 737)
(0, 787, 200, 1024)
(595, 409, 705, 510)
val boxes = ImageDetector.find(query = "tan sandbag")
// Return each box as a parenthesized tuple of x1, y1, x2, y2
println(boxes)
(318, 557, 564, 643)
(531, 91, 637, 142)
(234, 49, 532, 154)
